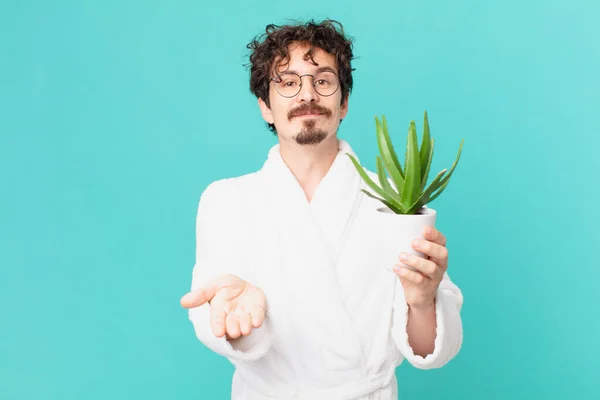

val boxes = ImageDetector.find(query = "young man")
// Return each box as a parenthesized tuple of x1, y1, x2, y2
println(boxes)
(180, 19, 463, 399)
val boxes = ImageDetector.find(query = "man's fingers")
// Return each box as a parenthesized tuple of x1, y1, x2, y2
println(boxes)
(397, 253, 437, 279)
(210, 303, 227, 338)
(226, 312, 241, 339)
(237, 310, 252, 336)
(249, 306, 265, 328)
(395, 264, 427, 286)
(425, 226, 446, 246)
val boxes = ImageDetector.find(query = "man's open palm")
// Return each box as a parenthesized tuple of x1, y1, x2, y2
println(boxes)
(180, 274, 266, 340)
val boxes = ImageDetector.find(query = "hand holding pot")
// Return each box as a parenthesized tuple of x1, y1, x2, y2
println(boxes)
(394, 226, 449, 310)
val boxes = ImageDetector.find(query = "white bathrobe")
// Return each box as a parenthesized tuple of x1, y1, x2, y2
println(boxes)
(187, 139, 464, 399)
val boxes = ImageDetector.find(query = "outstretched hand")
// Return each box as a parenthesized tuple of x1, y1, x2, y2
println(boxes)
(180, 274, 267, 340)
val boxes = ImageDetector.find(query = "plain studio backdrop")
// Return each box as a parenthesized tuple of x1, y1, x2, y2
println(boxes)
(1, 0, 599, 399)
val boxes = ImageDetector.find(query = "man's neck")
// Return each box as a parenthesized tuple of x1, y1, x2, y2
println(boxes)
(278, 136, 339, 202)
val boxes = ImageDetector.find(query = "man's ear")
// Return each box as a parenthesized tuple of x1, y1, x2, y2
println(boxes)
(340, 95, 349, 120)
(258, 97, 274, 124)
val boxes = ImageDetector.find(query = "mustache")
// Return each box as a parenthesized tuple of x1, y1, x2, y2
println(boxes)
(288, 103, 332, 120)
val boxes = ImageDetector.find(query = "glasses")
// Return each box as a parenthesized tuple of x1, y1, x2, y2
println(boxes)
(270, 71, 340, 98)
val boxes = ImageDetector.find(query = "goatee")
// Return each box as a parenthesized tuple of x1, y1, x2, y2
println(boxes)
(294, 119, 327, 146)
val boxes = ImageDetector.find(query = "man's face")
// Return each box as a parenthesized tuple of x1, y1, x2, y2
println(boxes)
(258, 42, 349, 146)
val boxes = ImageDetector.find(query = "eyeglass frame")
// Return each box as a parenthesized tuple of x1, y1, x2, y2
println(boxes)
(269, 70, 341, 98)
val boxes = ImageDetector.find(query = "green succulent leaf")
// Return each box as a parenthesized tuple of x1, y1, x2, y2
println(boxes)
(400, 121, 421, 209)
(406, 168, 448, 213)
(427, 178, 450, 204)
(431, 139, 464, 192)
(377, 116, 405, 193)
(420, 138, 434, 192)
(376, 156, 401, 202)
(346, 153, 404, 210)
(419, 112, 433, 191)
(349, 111, 464, 215)
(360, 189, 406, 214)
(426, 138, 464, 203)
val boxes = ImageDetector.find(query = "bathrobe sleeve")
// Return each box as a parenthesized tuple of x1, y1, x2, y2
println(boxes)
(391, 270, 464, 369)
(186, 180, 273, 362)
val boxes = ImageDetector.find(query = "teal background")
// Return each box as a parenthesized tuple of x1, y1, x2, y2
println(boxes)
(1, 0, 599, 399)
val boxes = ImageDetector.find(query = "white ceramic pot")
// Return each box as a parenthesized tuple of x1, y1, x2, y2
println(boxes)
(371, 206, 437, 273)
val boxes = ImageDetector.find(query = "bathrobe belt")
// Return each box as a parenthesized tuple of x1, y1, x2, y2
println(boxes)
(238, 362, 397, 399)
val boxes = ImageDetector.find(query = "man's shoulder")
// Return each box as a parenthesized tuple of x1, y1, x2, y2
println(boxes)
(199, 171, 260, 204)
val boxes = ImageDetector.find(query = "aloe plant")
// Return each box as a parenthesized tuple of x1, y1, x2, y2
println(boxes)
(346, 111, 464, 215)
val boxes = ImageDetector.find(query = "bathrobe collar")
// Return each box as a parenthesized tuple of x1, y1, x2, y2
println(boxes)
(259, 138, 365, 267)
(256, 138, 368, 378)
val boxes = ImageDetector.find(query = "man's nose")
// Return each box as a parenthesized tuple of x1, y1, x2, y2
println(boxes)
(296, 77, 319, 102)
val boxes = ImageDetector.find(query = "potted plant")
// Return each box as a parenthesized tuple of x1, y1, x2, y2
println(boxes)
(346, 111, 464, 271)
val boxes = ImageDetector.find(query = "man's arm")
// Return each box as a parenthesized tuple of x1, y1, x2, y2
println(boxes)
(183, 181, 273, 361)
(406, 302, 437, 357)
(391, 272, 464, 369)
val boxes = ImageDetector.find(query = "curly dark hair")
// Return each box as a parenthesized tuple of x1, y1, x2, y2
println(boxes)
(245, 19, 356, 134)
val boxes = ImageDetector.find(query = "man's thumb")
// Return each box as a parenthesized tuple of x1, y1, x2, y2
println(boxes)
(180, 274, 237, 309)
(180, 284, 218, 309)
